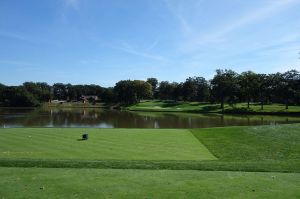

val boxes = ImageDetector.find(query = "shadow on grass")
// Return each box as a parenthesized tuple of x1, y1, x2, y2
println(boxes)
(161, 102, 182, 108)
(201, 105, 220, 111)
(189, 102, 209, 106)
(0, 159, 299, 173)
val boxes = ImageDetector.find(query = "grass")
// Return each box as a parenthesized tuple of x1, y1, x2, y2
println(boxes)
(0, 128, 216, 161)
(0, 167, 299, 199)
(0, 124, 299, 198)
(0, 124, 299, 172)
(127, 100, 300, 114)
(191, 124, 300, 161)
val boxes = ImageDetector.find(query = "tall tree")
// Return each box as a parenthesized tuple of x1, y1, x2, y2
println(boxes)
(146, 78, 158, 98)
(182, 77, 209, 102)
(210, 69, 239, 111)
(133, 80, 153, 102)
(53, 83, 67, 100)
(157, 81, 177, 100)
(238, 71, 260, 108)
(282, 70, 300, 109)
(0, 86, 39, 107)
(23, 82, 52, 102)
(114, 80, 152, 105)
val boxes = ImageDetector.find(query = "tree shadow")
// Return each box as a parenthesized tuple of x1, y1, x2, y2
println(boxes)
(201, 104, 220, 111)
(161, 102, 181, 108)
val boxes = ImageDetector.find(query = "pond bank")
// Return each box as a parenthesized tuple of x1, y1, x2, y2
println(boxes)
(126, 100, 300, 116)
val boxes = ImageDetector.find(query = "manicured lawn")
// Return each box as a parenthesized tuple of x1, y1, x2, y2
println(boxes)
(0, 128, 216, 161)
(0, 124, 300, 198)
(0, 124, 299, 172)
(0, 167, 299, 199)
(191, 124, 300, 161)
(127, 100, 300, 114)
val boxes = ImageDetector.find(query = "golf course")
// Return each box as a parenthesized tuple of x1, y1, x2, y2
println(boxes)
(0, 124, 299, 198)
(127, 100, 300, 114)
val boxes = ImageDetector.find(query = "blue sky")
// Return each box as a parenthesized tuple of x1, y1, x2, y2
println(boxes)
(0, 0, 300, 87)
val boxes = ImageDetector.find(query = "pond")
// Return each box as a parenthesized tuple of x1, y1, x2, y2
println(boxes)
(1, 107, 300, 128)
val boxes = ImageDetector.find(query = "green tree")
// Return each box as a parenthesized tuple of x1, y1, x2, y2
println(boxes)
(133, 80, 153, 101)
(238, 71, 260, 108)
(114, 80, 152, 105)
(23, 82, 52, 102)
(0, 86, 39, 107)
(102, 87, 116, 103)
(53, 83, 67, 100)
(210, 69, 239, 111)
(182, 77, 209, 101)
(281, 70, 300, 109)
(146, 78, 158, 98)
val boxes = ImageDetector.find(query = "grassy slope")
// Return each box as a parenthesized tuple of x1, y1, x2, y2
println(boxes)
(127, 100, 300, 114)
(0, 128, 216, 161)
(0, 167, 299, 199)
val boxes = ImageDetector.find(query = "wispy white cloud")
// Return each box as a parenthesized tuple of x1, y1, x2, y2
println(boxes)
(163, 0, 192, 34)
(0, 60, 45, 72)
(0, 60, 37, 67)
(79, 59, 102, 65)
(170, 0, 300, 52)
(0, 31, 61, 46)
(108, 42, 167, 62)
(146, 40, 159, 51)
(64, 0, 80, 10)
(0, 31, 28, 42)
(199, 0, 299, 44)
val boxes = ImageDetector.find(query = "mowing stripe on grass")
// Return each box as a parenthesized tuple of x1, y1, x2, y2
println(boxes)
(0, 128, 216, 161)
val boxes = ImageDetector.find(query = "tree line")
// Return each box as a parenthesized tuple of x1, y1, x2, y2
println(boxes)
(0, 69, 299, 109)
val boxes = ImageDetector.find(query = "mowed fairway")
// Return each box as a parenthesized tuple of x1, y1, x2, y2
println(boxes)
(0, 167, 299, 199)
(0, 128, 216, 161)
(0, 124, 299, 198)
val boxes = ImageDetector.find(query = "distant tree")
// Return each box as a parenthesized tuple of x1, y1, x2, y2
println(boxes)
(182, 76, 209, 102)
(0, 83, 6, 105)
(114, 80, 152, 105)
(114, 80, 136, 104)
(23, 82, 52, 102)
(102, 87, 116, 103)
(146, 78, 158, 98)
(133, 80, 153, 101)
(65, 84, 75, 101)
(53, 83, 67, 100)
(0, 86, 39, 107)
(182, 77, 198, 101)
(281, 70, 300, 109)
(210, 69, 239, 111)
(257, 74, 273, 110)
(172, 82, 183, 101)
(238, 71, 260, 108)
(157, 81, 174, 100)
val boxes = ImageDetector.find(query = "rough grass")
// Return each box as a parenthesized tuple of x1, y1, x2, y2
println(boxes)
(191, 124, 300, 161)
(0, 167, 299, 199)
(127, 100, 300, 114)
(0, 128, 216, 161)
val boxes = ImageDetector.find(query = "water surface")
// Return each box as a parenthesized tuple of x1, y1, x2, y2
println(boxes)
(0, 107, 300, 128)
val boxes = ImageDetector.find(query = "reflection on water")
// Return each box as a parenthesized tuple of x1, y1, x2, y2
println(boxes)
(0, 107, 300, 128)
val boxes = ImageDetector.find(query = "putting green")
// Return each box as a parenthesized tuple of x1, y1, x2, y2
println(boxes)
(0, 128, 216, 161)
